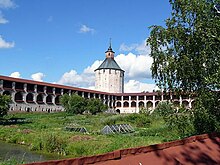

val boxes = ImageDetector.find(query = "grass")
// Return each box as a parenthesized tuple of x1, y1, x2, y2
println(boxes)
(0, 112, 181, 161)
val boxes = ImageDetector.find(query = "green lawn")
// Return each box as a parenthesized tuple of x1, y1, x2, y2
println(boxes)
(0, 112, 180, 159)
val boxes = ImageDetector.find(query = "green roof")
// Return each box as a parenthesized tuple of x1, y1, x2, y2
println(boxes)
(95, 58, 124, 72)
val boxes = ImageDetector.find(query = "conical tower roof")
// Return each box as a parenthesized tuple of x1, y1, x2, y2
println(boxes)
(95, 43, 124, 72)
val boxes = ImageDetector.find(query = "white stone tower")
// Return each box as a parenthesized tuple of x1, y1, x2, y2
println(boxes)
(95, 43, 124, 93)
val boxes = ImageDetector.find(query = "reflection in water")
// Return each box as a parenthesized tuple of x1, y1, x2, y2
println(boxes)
(0, 141, 59, 164)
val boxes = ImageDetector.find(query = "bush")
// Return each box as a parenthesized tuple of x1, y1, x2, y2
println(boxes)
(86, 99, 108, 115)
(0, 94, 11, 118)
(166, 108, 195, 138)
(60, 94, 87, 114)
(152, 101, 174, 117)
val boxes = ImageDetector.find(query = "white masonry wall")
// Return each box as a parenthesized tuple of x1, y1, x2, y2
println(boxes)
(95, 69, 124, 93)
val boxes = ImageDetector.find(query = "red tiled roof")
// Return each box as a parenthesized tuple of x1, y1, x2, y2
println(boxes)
(0, 75, 110, 95)
(0, 75, 160, 96)
(25, 133, 220, 165)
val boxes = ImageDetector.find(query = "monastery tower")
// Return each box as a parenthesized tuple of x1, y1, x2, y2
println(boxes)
(95, 43, 124, 93)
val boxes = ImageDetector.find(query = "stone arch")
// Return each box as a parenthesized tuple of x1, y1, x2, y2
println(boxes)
(3, 90, 11, 96)
(138, 101, 144, 108)
(55, 95, 60, 105)
(116, 109, 120, 114)
(26, 107, 31, 112)
(116, 102, 121, 107)
(191, 100, 195, 108)
(173, 100, 180, 108)
(147, 101, 153, 109)
(37, 94, 44, 104)
(123, 101, 129, 107)
(182, 100, 189, 108)
(109, 101, 112, 108)
(103, 100, 108, 105)
(26, 93, 34, 103)
(131, 101, 136, 107)
(15, 92, 23, 102)
(46, 95, 53, 104)
(155, 101, 160, 108)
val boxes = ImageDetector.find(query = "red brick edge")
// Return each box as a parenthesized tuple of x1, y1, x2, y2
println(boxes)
(25, 132, 219, 165)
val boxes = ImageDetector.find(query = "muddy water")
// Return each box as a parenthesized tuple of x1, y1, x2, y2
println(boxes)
(0, 141, 61, 164)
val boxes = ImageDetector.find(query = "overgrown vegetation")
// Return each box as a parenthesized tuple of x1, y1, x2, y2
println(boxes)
(60, 94, 108, 115)
(0, 95, 11, 118)
(0, 112, 186, 163)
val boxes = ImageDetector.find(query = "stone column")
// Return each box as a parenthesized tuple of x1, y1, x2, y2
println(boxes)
(136, 96, 139, 113)
(68, 90, 71, 96)
(34, 85, 37, 93)
(0, 80, 3, 89)
(53, 88, 56, 95)
(12, 82, 15, 91)
(153, 95, 156, 109)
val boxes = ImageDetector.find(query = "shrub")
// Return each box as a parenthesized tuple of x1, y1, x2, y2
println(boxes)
(152, 101, 174, 117)
(0, 94, 11, 118)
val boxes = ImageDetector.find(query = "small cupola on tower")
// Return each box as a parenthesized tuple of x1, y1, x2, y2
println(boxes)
(105, 40, 115, 59)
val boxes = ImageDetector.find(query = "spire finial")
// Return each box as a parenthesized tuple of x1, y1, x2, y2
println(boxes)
(109, 38, 112, 48)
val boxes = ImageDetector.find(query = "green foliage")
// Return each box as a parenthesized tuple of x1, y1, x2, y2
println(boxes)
(192, 91, 220, 134)
(152, 101, 195, 138)
(0, 157, 24, 165)
(44, 133, 67, 155)
(166, 108, 195, 138)
(61, 94, 107, 115)
(102, 113, 152, 127)
(152, 101, 174, 117)
(147, 0, 220, 92)
(60, 94, 87, 114)
(86, 99, 108, 115)
(147, 0, 220, 133)
(0, 94, 11, 118)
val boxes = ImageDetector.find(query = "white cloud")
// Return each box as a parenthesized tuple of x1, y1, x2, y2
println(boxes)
(0, 35, 14, 48)
(115, 53, 152, 80)
(58, 60, 102, 88)
(79, 24, 95, 34)
(0, 0, 16, 9)
(58, 69, 94, 88)
(31, 72, 45, 82)
(83, 60, 102, 74)
(10, 71, 21, 78)
(119, 40, 151, 55)
(0, 11, 8, 24)
(124, 80, 158, 93)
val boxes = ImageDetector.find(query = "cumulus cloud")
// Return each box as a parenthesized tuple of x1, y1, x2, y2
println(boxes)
(0, 35, 14, 48)
(0, 11, 8, 24)
(58, 60, 102, 88)
(119, 40, 151, 55)
(31, 72, 45, 82)
(10, 71, 21, 78)
(115, 53, 152, 80)
(124, 80, 158, 93)
(79, 24, 95, 34)
(0, 0, 16, 9)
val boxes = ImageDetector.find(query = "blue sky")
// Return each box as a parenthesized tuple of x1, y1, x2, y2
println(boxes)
(0, 0, 171, 92)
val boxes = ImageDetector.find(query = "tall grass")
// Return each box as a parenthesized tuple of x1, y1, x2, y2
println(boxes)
(0, 112, 186, 161)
